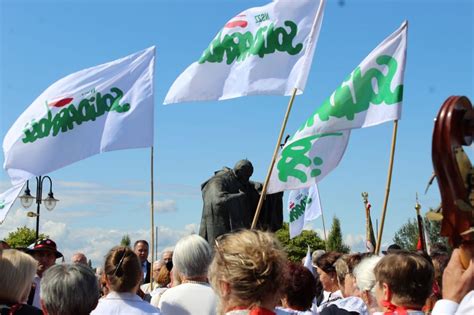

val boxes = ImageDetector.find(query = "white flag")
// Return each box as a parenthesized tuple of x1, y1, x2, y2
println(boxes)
(0, 181, 26, 223)
(1, 47, 155, 222)
(164, 0, 325, 104)
(295, 21, 408, 138)
(303, 245, 314, 275)
(3, 47, 155, 185)
(288, 183, 322, 238)
(268, 21, 407, 193)
(268, 130, 350, 193)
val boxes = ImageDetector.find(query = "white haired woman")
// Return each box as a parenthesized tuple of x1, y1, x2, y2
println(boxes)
(0, 249, 43, 314)
(209, 229, 288, 315)
(41, 263, 99, 315)
(158, 234, 217, 315)
(352, 255, 382, 314)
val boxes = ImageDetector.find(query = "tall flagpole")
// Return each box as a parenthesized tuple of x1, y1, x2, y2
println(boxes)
(375, 120, 399, 254)
(150, 146, 155, 290)
(320, 206, 328, 250)
(251, 88, 298, 229)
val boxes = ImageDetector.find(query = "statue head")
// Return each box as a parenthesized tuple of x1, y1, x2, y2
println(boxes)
(233, 159, 253, 184)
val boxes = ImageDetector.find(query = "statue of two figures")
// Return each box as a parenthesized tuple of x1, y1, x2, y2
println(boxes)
(199, 159, 283, 245)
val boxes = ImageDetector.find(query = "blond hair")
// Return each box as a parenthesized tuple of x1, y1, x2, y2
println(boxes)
(0, 249, 37, 303)
(209, 230, 288, 312)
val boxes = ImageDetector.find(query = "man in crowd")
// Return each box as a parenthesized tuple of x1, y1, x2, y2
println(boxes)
(71, 252, 88, 265)
(27, 239, 63, 309)
(162, 250, 173, 266)
(41, 263, 99, 315)
(134, 239, 151, 284)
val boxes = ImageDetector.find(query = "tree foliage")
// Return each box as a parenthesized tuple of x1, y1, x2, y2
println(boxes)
(5, 226, 48, 248)
(326, 216, 350, 253)
(275, 222, 326, 262)
(120, 234, 131, 247)
(393, 218, 450, 251)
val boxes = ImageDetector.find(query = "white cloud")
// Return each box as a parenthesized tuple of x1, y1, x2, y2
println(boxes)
(151, 200, 177, 213)
(0, 207, 199, 267)
(344, 233, 366, 252)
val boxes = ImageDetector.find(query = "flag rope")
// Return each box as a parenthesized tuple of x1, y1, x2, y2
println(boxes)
(251, 87, 299, 229)
(375, 120, 399, 254)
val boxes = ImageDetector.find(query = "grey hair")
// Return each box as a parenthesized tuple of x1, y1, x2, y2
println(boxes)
(41, 264, 99, 315)
(173, 234, 211, 278)
(353, 255, 381, 293)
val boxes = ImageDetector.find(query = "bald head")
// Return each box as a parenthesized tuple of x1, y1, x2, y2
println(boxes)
(71, 253, 87, 265)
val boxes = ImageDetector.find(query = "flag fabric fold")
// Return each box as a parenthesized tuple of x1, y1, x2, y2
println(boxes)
(288, 183, 322, 238)
(0, 181, 26, 223)
(1, 46, 156, 222)
(164, 0, 325, 104)
(268, 21, 407, 193)
(303, 245, 314, 275)
(366, 203, 377, 253)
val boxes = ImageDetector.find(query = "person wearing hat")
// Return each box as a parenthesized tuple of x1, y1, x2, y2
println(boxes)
(27, 238, 63, 309)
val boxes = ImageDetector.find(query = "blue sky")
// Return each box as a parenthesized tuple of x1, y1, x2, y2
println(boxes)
(0, 0, 473, 266)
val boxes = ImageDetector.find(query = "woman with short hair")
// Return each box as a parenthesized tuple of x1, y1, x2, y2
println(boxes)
(209, 229, 288, 315)
(276, 262, 317, 315)
(373, 251, 434, 315)
(315, 252, 343, 312)
(158, 234, 217, 315)
(90, 246, 160, 315)
(0, 249, 43, 315)
(353, 255, 382, 314)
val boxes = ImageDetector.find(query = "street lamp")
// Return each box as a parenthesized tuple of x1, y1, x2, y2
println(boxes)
(19, 176, 58, 240)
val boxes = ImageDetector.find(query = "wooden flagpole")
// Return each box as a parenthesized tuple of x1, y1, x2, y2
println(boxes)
(150, 146, 155, 290)
(320, 206, 328, 250)
(375, 120, 399, 254)
(251, 88, 298, 229)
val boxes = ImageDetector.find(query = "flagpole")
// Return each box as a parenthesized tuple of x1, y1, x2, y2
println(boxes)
(155, 225, 158, 261)
(251, 88, 298, 229)
(150, 146, 155, 290)
(320, 206, 328, 251)
(362, 192, 370, 251)
(375, 120, 399, 254)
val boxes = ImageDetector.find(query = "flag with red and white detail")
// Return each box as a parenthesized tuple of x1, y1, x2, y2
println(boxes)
(287, 183, 322, 238)
(1, 47, 155, 223)
(164, 0, 325, 104)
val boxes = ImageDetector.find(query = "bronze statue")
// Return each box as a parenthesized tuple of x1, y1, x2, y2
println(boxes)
(199, 159, 283, 245)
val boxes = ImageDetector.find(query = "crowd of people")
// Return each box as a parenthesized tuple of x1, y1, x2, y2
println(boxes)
(0, 229, 473, 315)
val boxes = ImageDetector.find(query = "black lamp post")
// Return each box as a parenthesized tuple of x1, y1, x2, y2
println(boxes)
(19, 176, 58, 240)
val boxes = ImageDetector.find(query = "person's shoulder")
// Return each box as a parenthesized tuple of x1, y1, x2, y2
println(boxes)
(2, 304, 43, 315)
(321, 304, 359, 315)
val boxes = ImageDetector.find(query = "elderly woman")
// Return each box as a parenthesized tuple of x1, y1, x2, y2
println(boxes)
(352, 255, 382, 314)
(209, 229, 288, 315)
(158, 234, 217, 315)
(315, 252, 343, 312)
(0, 249, 43, 314)
(40, 263, 99, 315)
(90, 246, 160, 315)
(372, 251, 433, 315)
(319, 253, 369, 315)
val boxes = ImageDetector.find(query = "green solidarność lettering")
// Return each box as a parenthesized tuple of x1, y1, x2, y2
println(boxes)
(198, 20, 303, 65)
(22, 87, 130, 144)
(277, 132, 343, 184)
(300, 55, 403, 131)
(289, 196, 313, 223)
